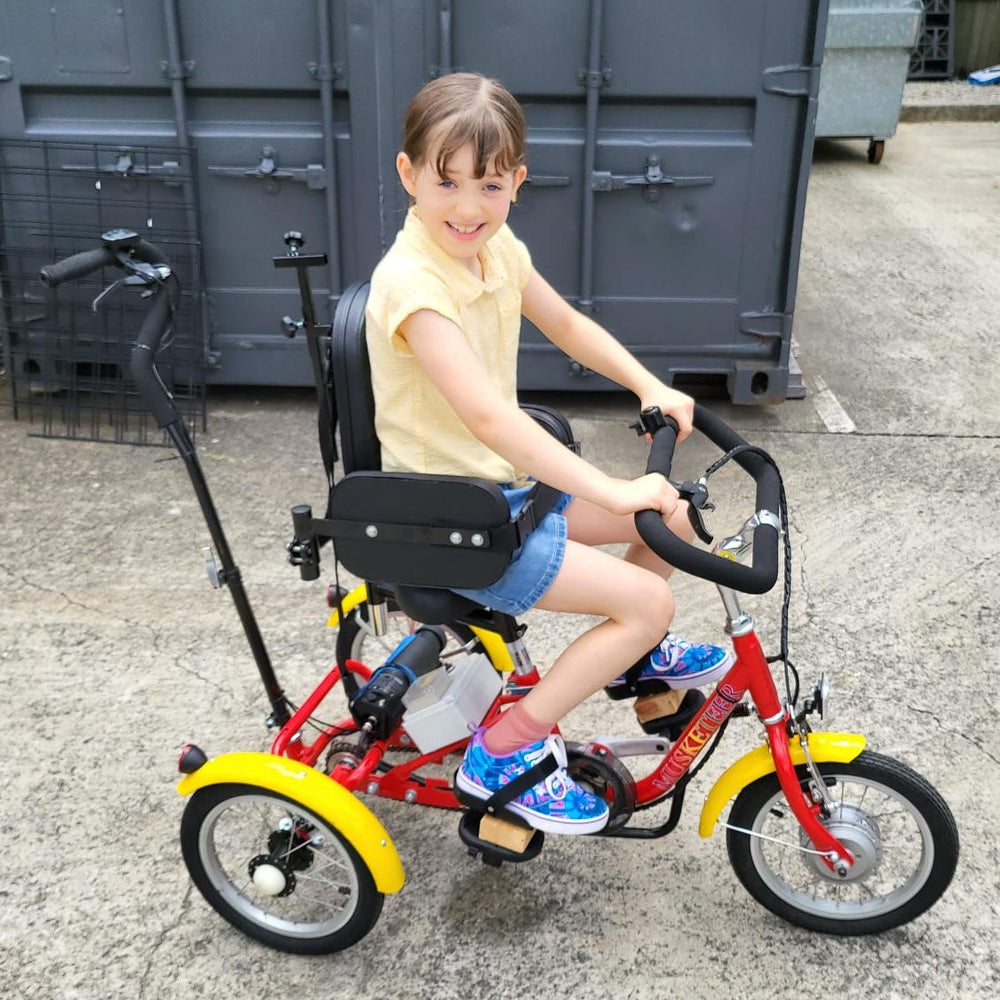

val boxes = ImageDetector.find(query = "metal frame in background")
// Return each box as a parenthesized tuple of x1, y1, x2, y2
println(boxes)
(0, 138, 205, 445)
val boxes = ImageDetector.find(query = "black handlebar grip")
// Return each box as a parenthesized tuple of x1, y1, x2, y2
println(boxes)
(387, 626, 446, 679)
(39, 247, 116, 287)
(635, 404, 781, 594)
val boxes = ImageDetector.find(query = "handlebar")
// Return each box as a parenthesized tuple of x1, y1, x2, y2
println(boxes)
(635, 404, 781, 594)
(39, 247, 117, 287)
(40, 233, 181, 429)
(40, 236, 169, 287)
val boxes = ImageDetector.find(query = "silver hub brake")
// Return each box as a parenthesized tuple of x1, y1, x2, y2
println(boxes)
(800, 803, 882, 881)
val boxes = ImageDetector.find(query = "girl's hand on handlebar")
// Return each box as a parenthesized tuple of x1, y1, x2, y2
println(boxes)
(605, 473, 680, 518)
(637, 381, 695, 442)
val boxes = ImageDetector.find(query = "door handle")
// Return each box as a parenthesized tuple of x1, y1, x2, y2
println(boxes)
(207, 146, 327, 194)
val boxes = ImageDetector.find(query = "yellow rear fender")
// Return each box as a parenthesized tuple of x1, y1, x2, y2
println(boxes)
(325, 583, 516, 675)
(698, 733, 867, 838)
(177, 752, 405, 894)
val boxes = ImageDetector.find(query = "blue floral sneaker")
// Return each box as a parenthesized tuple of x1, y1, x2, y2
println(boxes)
(605, 633, 734, 701)
(455, 729, 609, 835)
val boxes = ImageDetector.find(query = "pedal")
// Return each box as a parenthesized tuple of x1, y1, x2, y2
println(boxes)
(634, 688, 706, 739)
(458, 810, 544, 867)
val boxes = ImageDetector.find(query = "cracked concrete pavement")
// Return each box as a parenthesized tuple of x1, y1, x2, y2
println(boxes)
(1, 122, 998, 999)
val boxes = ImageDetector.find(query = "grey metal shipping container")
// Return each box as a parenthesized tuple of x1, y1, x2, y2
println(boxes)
(0, 0, 828, 405)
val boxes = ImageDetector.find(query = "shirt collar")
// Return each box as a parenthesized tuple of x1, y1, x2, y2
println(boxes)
(402, 207, 505, 302)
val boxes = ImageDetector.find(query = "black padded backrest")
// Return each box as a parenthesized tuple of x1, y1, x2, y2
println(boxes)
(330, 281, 379, 473)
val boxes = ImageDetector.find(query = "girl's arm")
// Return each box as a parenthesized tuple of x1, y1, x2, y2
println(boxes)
(399, 308, 678, 518)
(521, 269, 695, 439)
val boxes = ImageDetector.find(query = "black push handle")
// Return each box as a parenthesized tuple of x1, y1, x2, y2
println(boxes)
(634, 403, 781, 594)
(42, 237, 180, 428)
(39, 247, 116, 287)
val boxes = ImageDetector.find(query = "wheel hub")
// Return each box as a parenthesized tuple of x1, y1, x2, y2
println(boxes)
(248, 854, 296, 897)
(801, 803, 882, 881)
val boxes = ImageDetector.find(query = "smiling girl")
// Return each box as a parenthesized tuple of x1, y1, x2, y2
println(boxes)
(364, 73, 732, 835)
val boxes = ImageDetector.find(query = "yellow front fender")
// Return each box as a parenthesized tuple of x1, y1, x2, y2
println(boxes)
(698, 733, 867, 838)
(326, 583, 515, 674)
(177, 752, 405, 894)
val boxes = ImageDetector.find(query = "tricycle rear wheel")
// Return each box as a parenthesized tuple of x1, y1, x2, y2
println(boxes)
(726, 750, 958, 934)
(181, 782, 383, 954)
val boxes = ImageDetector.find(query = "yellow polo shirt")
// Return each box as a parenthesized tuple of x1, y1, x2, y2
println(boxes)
(365, 207, 533, 482)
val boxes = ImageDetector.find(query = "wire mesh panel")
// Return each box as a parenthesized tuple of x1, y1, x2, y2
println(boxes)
(0, 139, 205, 445)
(908, 0, 955, 80)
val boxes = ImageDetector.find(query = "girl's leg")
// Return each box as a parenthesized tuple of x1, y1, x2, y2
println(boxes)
(563, 496, 695, 582)
(517, 539, 674, 724)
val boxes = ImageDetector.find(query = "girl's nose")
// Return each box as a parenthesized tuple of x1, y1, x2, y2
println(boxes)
(454, 195, 480, 222)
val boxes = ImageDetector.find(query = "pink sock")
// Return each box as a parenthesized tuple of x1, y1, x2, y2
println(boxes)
(483, 700, 553, 756)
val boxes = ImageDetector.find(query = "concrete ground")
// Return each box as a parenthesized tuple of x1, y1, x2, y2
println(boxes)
(1, 120, 998, 1000)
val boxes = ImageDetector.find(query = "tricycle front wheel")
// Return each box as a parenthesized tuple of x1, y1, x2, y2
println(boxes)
(726, 750, 958, 935)
(181, 782, 384, 954)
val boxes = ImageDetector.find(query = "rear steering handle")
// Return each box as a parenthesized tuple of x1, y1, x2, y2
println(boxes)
(40, 232, 181, 429)
(635, 404, 781, 594)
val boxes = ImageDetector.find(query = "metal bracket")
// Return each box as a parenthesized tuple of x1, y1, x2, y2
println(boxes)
(60, 151, 185, 187)
(307, 61, 343, 82)
(578, 68, 612, 88)
(161, 59, 195, 80)
(592, 155, 714, 202)
(0, 57, 13, 82)
(207, 147, 328, 193)
(762, 64, 816, 98)
(740, 311, 789, 339)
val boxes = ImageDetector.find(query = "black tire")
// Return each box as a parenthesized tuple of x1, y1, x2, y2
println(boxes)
(726, 750, 958, 935)
(335, 598, 487, 676)
(181, 783, 384, 954)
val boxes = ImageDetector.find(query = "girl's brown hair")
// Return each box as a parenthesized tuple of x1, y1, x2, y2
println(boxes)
(402, 73, 526, 179)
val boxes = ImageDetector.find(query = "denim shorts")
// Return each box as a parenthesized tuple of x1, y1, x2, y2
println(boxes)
(451, 482, 572, 616)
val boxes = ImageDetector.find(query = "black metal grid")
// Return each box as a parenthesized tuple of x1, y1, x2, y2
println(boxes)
(908, 0, 955, 81)
(0, 139, 205, 445)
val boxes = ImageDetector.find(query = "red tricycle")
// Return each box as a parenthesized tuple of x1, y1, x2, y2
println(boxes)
(41, 232, 958, 955)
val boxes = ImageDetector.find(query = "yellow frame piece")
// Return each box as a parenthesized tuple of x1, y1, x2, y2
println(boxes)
(698, 732, 867, 838)
(326, 583, 516, 673)
(177, 752, 405, 893)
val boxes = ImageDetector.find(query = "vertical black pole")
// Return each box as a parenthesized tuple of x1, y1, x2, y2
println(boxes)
(165, 420, 291, 727)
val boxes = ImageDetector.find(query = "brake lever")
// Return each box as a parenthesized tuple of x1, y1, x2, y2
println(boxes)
(674, 477, 714, 545)
(90, 272, 154, 312)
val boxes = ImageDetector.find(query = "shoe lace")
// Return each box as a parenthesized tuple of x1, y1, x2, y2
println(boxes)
(529, 735, 573, 802)
(658, 635, 688, 670)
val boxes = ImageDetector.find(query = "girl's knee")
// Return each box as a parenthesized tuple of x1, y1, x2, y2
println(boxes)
(615, 576, 674, 647)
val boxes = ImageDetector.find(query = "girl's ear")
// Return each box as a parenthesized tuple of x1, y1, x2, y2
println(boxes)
(396, 152, 418, 197)
(511, 164, 528, 203)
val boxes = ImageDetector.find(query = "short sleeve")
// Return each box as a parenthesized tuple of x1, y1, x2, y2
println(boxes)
(505, 226, 533, 291)
(367, 260, 463, 357)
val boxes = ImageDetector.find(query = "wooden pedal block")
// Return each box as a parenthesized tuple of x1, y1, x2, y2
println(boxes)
(634, 688, 686, 724)
(478, 813, 535, 854)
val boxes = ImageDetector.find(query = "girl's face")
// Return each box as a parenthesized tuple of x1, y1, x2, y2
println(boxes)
(396, 142, 527, 272)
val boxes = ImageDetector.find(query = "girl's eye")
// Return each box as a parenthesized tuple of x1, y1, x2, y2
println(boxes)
(438, 179, 456, 189)
(485, 183, 502, 193)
